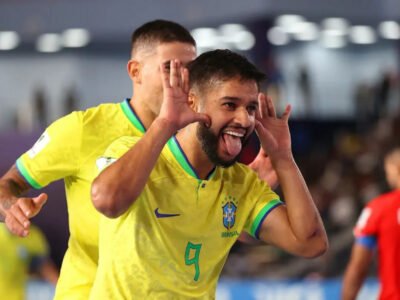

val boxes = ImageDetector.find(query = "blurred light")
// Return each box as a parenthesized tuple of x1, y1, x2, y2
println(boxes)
(218, 23, 255, 50)
(292, 22, 319, 41)
(321, 18, 349, 36)
(320, 33, 347, 48)
(62, 28, 91, 48)
(379, 21, 400, 39)
(219, 24, 247, 37)
(267, 26, 290, 45)
(191, 27, 219, 49)
(0, 31, 20, 50)
(350, 26, 376, 44)
(36, 33, 62, 53)
(275, 14, 306, 34)
(233, 30, 255, 50)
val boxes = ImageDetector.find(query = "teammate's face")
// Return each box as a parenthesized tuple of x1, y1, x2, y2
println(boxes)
(195, 77, 259, 167)
(141, 42, 196, 114)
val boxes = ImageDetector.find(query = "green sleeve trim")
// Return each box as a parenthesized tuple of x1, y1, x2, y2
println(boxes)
(16, 158, 42, 190)
(250, 199, 283, 239)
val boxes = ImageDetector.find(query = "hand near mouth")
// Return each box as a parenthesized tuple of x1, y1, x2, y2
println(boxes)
(254, 94, 292, 164)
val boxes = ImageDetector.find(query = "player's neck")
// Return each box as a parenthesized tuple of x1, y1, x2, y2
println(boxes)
(175, 128, 215, 180)
(129, 97, 157, 130)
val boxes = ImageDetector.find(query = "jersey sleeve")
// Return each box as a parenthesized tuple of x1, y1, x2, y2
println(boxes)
(95, 136, 140, 173)
(244, 179, 283, 239)
(353, 202, 380, 249)
(16, 112, 83, 189)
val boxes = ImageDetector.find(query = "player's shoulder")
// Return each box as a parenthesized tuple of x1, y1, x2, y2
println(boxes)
(106, 136, 140, 156)
(81, 101, 122, 119)
(367, 190, 400, 209)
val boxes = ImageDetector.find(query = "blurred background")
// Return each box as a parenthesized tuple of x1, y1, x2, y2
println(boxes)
(1, 0, 400, 299)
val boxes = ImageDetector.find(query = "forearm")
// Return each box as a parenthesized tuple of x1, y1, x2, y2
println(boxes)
(273, 153, 325, 241)
(92, 118, 176, 218)
(341, 274, 364, 300)
(341, 245, 372, 300)
(0, 168, 29, 221)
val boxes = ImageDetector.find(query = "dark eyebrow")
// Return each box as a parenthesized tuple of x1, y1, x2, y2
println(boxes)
(220, 97, 259, 107)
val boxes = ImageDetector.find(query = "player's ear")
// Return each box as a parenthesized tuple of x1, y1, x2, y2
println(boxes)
(127, 59, 141, 84)
(188, 91, 199, 112)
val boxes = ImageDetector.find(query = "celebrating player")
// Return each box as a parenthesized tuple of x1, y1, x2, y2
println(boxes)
(0, 20, 197, 299)
(90, 49, 328, 298)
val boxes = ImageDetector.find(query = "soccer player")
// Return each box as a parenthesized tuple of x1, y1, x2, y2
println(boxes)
(342, 148, 400, 300)
(0, 20, 197, 299)
(90, 50, 328, 298)
(0, 223, 58, 300)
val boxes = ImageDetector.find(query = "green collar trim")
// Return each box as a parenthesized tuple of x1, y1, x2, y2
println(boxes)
(167, 136, 216, 180)
(120, 99, 145, 133)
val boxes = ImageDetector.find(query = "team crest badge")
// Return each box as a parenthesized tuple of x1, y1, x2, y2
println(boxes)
(222, 200, 237, 230)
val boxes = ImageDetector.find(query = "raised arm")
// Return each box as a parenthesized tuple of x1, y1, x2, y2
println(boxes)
(256, 95, 328, 258)
(91, 60, 209, 218)
(0, 165, 47, 236)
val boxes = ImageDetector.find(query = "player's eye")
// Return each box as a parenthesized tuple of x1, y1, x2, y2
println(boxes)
(223, 102, 236, 110)
(247, 104, 258, 114)
(163, 61, 171, 70)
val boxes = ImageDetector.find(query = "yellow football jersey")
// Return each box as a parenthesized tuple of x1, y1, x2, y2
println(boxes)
(16, 99, 145, 299)
(90, 136, 282, 299)
(0, 224, 49, 300)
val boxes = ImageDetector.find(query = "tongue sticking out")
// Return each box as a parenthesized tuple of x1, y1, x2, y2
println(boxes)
(223, 134, 242, 157)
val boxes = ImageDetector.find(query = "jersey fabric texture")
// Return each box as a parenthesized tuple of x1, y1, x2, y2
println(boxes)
(89, 135, 283, 299)
(0, 224, 49, 300)
(15, 99, 145, 299)
(354, 190, 400, 300)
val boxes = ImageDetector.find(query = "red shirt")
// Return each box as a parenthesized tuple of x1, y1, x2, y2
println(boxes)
(354, 190, 400, 300)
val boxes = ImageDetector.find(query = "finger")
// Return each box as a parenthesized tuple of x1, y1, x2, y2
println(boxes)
(258, 93, 266, 119)
(17, 198, 35, 217)
(194, 113, 211, 128)
(5, 211, 29, 237)
(281, 104, 292, 122)
(31, 193, 48, 217)
(266, 96, 276, 118)
(10, 204, 31, 228)
(160, 62, 171, 89)
(170, 60, 181, 87)
(182, 67, 189, 94)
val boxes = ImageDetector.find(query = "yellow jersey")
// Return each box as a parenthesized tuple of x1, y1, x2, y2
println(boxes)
(90, 136, 282, 299)
(16, 99, 145, 299)
(0, 224, 49, 300)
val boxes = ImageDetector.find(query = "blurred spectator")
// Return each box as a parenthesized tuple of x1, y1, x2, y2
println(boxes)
(0, 223, 58, 300)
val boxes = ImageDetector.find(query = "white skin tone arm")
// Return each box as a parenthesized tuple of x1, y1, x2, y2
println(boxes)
(254, 96, 328, 258)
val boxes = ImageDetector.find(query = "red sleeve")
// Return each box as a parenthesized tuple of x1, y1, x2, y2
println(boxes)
(354, 200, 381, 238)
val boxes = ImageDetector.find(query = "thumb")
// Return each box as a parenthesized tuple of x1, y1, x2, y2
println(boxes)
(194, 113, 211, 128)
(32, 193, 48, 208)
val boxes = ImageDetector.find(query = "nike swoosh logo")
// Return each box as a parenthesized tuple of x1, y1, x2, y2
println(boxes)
(154, 208, 180, 218)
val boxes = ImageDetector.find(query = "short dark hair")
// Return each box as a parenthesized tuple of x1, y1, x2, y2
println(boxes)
(131, 20, 196, 56)
(187, 49, 265, 93)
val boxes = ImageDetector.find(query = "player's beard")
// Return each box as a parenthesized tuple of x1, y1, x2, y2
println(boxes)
(196, 122, 248, 168)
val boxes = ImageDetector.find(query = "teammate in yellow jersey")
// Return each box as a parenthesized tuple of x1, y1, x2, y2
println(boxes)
(90, 50, 328, 299)
(0, 20, 197, 299)
(0, 223, 58, 300)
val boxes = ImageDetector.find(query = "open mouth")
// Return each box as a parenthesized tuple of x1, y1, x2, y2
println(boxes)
(221, 129, 246, 157)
